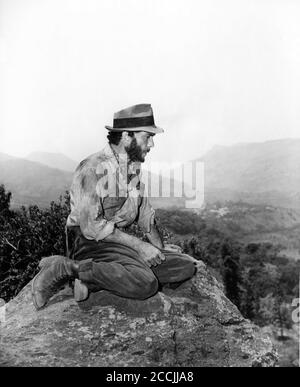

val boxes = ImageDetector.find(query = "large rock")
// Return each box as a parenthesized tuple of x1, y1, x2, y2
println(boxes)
(0, 260, 277, 367)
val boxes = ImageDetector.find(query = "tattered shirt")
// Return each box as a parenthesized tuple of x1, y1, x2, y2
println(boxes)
(66, 144, 155, 241)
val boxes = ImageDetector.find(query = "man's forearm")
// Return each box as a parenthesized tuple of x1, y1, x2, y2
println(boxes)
(103, 222, 164, 251)
(103, 227, 146, 252)
(145, 222, 164, 250)
(103, 227, 165, 267)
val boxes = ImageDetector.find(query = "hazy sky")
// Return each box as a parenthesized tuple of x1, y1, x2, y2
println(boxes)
(1, 0, 300, 167)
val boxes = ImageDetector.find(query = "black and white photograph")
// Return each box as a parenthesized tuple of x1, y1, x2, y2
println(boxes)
(0, 0, 299, 370)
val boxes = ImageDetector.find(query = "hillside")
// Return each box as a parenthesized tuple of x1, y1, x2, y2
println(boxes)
(155, 202, 300, 261)
(26, 152, 78, 172)
(202, 203, 300, 260)
(202, 138, 300, 208)
(0, 153, 72, 208)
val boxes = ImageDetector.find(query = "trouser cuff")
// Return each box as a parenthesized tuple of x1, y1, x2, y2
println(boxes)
(77, 258, 94, 283)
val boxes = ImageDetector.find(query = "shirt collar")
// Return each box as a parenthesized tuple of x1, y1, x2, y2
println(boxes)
(102, 144, 119, 171)
(103, 144, 141, 176)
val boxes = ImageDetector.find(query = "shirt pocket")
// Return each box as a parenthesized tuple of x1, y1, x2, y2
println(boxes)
(102, 196, 127, 220)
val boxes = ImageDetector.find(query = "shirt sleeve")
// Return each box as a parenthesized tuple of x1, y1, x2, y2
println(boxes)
(136, 194, 156, 233)
(76, 167, 115, 241)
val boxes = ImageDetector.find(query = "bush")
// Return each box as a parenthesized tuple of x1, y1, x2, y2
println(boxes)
(0, 187, 70, 301)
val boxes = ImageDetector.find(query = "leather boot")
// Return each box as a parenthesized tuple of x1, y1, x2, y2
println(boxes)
(38, 256, 89, 303)
(32, 256, 78, 310)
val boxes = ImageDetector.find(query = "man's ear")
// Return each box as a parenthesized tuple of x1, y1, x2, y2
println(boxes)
(122, 131, 133, 146)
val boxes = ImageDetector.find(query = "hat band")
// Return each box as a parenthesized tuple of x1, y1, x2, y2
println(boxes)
(113, 115, 154, 129)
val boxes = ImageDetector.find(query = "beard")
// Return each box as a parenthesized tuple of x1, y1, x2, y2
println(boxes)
(125, 137, 147, 163)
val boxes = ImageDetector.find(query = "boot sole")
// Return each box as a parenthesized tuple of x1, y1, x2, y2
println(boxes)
(39, 255, 65, 269)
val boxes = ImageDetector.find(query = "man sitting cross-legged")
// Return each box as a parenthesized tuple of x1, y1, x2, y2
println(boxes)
(32, 104, 197, 310)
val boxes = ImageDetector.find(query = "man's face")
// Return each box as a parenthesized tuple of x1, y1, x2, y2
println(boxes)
(125, 131, 155, 163)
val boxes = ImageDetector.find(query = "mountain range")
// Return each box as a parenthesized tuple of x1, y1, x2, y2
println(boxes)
(0, 151, 185, 209)
(1, 138, 300, 209)
(202, 138, 300, 208)
(0, 152, 72, 208)
(26, 151, 78, 172)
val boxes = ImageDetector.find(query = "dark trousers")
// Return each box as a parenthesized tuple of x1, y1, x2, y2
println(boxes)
(70, 231, 196, 300)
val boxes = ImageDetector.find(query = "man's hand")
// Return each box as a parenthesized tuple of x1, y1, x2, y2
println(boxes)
(138, 242, 166, 268)
(163, 243, 183, 253)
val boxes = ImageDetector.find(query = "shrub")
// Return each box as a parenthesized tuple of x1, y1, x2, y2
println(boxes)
(0, 188, 70, 301)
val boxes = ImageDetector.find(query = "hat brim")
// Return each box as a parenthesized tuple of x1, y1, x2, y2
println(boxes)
(105, 125, 164, 134)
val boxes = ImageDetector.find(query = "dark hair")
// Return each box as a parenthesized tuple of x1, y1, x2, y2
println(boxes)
(107, 130, 135, 145)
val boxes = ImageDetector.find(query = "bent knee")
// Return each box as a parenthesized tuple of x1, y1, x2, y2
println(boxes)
(175, 259, 196, 282)
(186, 260, 197, 279)
(134, 275, 158, 300)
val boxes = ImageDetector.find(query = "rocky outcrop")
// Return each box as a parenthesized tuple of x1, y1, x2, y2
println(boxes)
(0, 260, 277, 367)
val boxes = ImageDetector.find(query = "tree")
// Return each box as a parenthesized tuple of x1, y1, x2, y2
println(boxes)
(220, 240, 241, 309)
(239, 267, 257, 320)
(259, 293, 276, 325)
(0, 184, 12, 217)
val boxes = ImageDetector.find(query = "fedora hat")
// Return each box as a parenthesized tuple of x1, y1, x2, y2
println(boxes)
(105, 104, 164, 134)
